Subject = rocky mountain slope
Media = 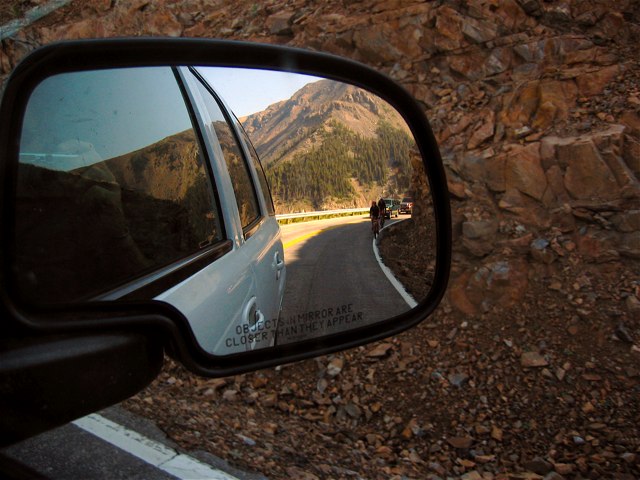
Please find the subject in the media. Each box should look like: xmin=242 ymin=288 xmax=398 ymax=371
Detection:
xmin=243 ymin=78 xmax=409 ymax=165
xmin=1 ymin=1 xmax=638 ymax=479
xmin=244 ymin=78 xmax=414 ymax=211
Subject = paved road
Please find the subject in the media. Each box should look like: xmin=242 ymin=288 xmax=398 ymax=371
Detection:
xmin=278 ymin=215 xmax=411 ymax=343
xmin=1 ymin=406 xmax=266 ymax=480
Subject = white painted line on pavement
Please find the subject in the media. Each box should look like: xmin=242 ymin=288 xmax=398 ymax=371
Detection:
xmin=73 ymin=414 xmax=240 ymax=480
xmin=372 ymin=220 xmax=417 ymax=309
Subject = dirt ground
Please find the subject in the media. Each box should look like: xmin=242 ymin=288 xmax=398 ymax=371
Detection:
xmin=125 ymin=217 xmax=640 ymax=479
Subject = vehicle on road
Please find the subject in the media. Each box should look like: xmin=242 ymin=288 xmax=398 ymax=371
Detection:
xmin=400 ymin=196 xmax=414 ymax=214
xmin=0 ymin=39 xmax=451 ymax=453
xmin=14 ymin=63 xmax=286 ymax=358
xmin=384 ymin=198 xmax=401 ymax=218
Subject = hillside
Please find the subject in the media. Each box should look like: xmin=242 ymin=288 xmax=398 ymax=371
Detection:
xmin=243 ymin=79 xmax=409 ymax=164
xmin=243 ymin=79 xmax=415 ymax=211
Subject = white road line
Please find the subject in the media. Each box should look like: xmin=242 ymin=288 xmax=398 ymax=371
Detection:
xmin=372 ymin=220 xmax=417 ymax=309
xmin=73 ymin=414 xmax=240 ymax=480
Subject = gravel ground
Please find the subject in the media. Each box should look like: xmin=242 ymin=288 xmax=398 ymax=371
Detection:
xmin=125 ymin=219 xmax=640 ymax=479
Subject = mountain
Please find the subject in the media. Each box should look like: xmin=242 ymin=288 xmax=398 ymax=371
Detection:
xmin=242 ymin=79 xmax=416 ymax=211
xmin=243 ymin=79 xmax=409 ymax=165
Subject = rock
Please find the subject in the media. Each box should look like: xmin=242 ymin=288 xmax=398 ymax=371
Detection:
xmin=618 ymin=232 xmax=640 ymax=259
xmin=462 ymin=237 xmax=495 ymax=257
xmin=611 ymin=210 xmax=640 ymax=233
xmin=366 ymin=343 xmax=394 ymax=358
xmin=554 ymin=463 xmax=574 ymax=475
xmin=524 ymin=456 xmax=553 ymax=475
xmin=401 ymin=418 xmax=421 ymax=439
xmin=434 ymin=6 xmax=465 ymax=52
xmin=530 ymin=238 xmax=556 ymax=264
xmin=447 ymin=436 xmax=474 ymax=449
xmin=501 ymin=80 xmax=576 ymax=134
xmin=500 ymin=81 xmax=539 ymax=129
xmin=353 ymin=25 xmax=403 ymax=64
xmin=559 ymin=139 xmax=620 ymax=201
xmin=614 ymin=324 xmax=634 ymax=343
xmin=533 ymin=80 xmax=578 ymax=130
xmin=461 ymin=471 xmax=483 ymax=480
xmin=145 ymin=11 xmax=183 ymax=37
xmin=327 ymin=358 xmax=344 ymax=377
xmin=317 ymin=378 xmax=328 ymax=394
xmin=515 ymin=125 xmax=534 ymax=139
xmin=474 ymin=454 xmax=496 ymax=464
xmin=505 ymin=142 xmax=548 ymax=201
xmin=429 ymin=461 xmax=446 ymax=475
xmin=448 ymin=179 xmax=469 ymax=199
xmin=344 ymin=403 xmax=362 ymax=419
xmin=626 ymin=295 xmax=640 ymax=315
xmin=263 ymin=422 xmax=278 ymax=435
xmin=467 ymin=111 xmax=496 ymax=149
xmin=575 ymin=65 xmax=620 ymax=97
xmin=222 ymin=389 xmax=239 ymax=402
xmin=462 ymin=220 xmax=498 ymax=239
xmin=448 ymin=372 xmax=470 ymax=388
xmin=521 ymin=352 xmax=549 ymax=367
xmin=485 ymin=47 xmax=514 ymax=76
xmin=237 ymin=434 xmax=256 ymax=446
xmin=462 ymin=259 xmax=529 ymax=313
xmin=265 ymin=11 xmax=294 ymax=35
xmin=260 ymin=393 xmax=278 ymax=408
xmin=518 ymin=0 xmax=543 ymax=16
xmin=285 ymin=467 xmax=319 ymax=480
xmin=543 ymin=473 xmax=566 ymax=480
xmin=621 ymin=452 xmax=636 ymax=464
xmin=462 ymin=17 xmax=497 ymax=43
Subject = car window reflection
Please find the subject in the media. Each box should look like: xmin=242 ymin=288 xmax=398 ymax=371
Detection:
xmin=15 ymin=68 xmax=221 ymax=304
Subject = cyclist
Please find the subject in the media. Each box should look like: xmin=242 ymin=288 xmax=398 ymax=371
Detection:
xmin=369 ymin=200 xmax=380 ymax=238
xmin=378 ymin=197 xmax=386 ymax=228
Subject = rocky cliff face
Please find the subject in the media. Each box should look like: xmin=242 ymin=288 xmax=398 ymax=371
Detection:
xmin=1 ymin=1 xmax=639 ymax=478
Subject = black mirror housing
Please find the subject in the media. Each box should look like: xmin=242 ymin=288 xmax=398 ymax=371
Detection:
xmin=0 ymin=38 xmax=451 ymax=378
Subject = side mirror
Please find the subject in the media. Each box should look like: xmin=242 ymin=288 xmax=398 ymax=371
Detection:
xmin=0 ymin=39 xmax=451 ymax=377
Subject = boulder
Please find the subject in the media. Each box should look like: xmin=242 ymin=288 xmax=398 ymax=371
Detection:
xmin=353 ymin=25 xmax=404 ymax=64
xmin=532 ymin=80 xmax=577 ymax=130
xmin=505 ymin=143 xmax=548 ymax=201
xmin=560 ymin=139 xmax=620 ymax=200
xmin=467 ymin=110 xmax=496 ymax=150
xmin=462 ymin=220 xmax=498 ymax=239
xmin=450 ymin=259 xmax=529 ymax=314
xmin=266 ymin=11 xmax=295 ymax=36
xmin=576 ymin=65 xmax=620 ymax=97
xmin=433 ymin=6 xmax=465 ymax=52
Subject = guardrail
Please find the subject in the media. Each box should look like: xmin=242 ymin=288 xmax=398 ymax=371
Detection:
xmin=276 ymin=208 xmax=369 ymax=224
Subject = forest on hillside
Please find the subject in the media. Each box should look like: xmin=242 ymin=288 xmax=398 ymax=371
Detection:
xmin=265 ymin=120 xmax=414 ymax=210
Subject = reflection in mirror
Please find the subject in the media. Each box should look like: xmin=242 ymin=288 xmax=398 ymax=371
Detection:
xmin=15 ymin=68 xmax=221 ymax=304
xmin=11 ymin=65 xmax=436 ymax=355
xmin=201 ymin=68 xmax=437 ymax=347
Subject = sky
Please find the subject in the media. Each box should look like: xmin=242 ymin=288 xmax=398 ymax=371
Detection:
xmin=198 ymin=67 xmax=321 ymax=118
xmin=19 ymin=67 xmax=322 ymax=172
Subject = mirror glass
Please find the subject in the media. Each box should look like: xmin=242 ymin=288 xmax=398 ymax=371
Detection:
xmin=11 ymin=65 xmax=436 ymax=355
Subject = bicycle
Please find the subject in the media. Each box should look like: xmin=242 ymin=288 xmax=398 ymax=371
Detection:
xmin=371 ymin=216 xmax=380 ymax=238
